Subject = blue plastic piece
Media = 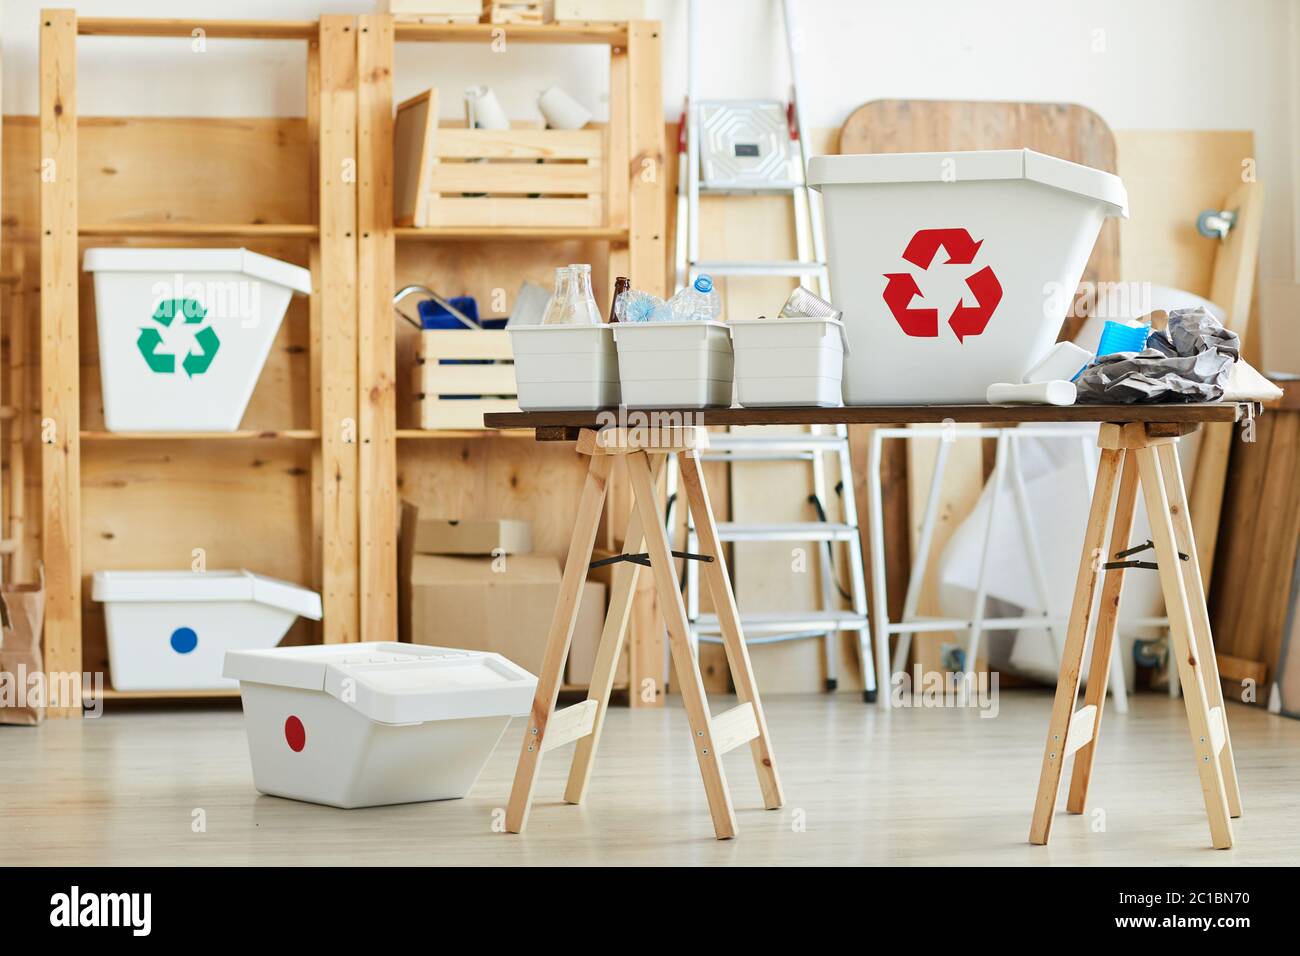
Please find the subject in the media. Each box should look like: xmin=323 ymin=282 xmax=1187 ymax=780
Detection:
xmin=693 ymin=275 xmax=713 ymax=294
xmin=417 ymin=296 xmax=481 ymax=329
xmin=1096 ymin=321 xmax=1150 ymax=357
xmin=169 ymin=627 xmax=198 ymax=655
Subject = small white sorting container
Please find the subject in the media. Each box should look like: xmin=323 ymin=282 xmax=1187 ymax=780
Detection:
xmin=509 ymin=324 xmax=620 ymax=410
xmin=730 ymin=317 xmax=847 ymax=407
xmin=223 ymin=642 xmax=537 ymax=809
xmin=92 ymin=570 xmax=322 ymax=692
xmin=84 ymin=247 xmax=312 ymax=431
xmin=612 ymin=320 xmax=733 ymax=408
xmin=808 ymin=149 xmax=1128 ymax=404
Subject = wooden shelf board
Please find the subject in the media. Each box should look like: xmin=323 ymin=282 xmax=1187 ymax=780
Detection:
xmin=80 ymin=430 xmax=321 ymax=441
xmin=394 ymin=21 xmax=628 ymax=45
xmin=80 ymin=223 xmax=319 ymax=239
xmin=396 ymin=428 xmax=533 ymax=439
xmin=396 ymin=225 xmax=629 ymax=241
xmin=96 ymin=687 xmax=243 ymax=700
xmin=76 ymin=18 xmax=317 ymax=41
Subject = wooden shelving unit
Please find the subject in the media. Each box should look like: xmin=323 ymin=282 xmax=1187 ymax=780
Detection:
xmin=38 ymin=11 xmax=360 ymax=715
xmin=356 ymin=14 xmax=666 ymax=699
xmin=26 ymin=10 xmax=665 ymax=712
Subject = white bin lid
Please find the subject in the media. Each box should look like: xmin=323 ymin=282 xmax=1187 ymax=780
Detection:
xmin=807 ymin=148 xmax=1128 ymax=218
xmin=92 ymin=570 xmax=323 ymax=620
xmin=222 ymin=642 xmax=537 ymax=725
xmin=82 ymin=247 xmax=312 ymax=295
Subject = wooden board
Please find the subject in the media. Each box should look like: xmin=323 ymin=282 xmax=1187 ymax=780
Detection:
xmin=486 ymin=405 xmax=1243 ymax=429
xmin=1114 ymin=130 xmax=1255 ymax=301
xmin=40 ymin=11 xmax=82 ymax=717
xmin=1209 ymin=398 xmax=1300 ymax=690
xmin=358 ymin=15 xmax=400 ymax=644
xmin=317 ymin=15 xmax=361 ymax=644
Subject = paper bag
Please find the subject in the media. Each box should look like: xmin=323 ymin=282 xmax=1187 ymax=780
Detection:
xmin=0 ymin=577 xmax=46 ymax=726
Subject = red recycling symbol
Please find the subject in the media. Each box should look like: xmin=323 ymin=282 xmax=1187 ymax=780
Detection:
xmin=882 ymin=228 xmax=1003 ymax=342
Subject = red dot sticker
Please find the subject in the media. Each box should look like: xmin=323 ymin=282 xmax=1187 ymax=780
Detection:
xmin=284 ymin=715 xmax=306 ymax=753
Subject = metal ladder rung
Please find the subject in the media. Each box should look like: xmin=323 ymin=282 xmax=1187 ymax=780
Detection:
xmin=698 ymin=182 xmax=807 ymax=194
xmin=690 ymin=260 xmax=828 ymax=277
xmin=704 ymin=434 xmax=847 ymax=450
xmin=694 ymin=610 xmax=868 ymax=633
xmin=715 ymin=521 xmax=859 ymax=542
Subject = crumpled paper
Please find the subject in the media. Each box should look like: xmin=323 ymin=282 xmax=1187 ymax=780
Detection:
xmin=1076 ymin=307 xmax=1239 ymax=403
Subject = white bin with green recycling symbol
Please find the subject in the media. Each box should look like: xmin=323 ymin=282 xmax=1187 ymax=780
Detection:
xmin=84 ymin=248 xmax=312 ymax=431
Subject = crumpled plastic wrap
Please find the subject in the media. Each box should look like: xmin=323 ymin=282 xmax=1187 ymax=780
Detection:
xmin=1075 ymin=307 xmax=1239 ymax=403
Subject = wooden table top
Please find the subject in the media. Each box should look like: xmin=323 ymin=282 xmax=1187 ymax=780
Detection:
xmin=484 ymin=402 xmax=1251 ymax=436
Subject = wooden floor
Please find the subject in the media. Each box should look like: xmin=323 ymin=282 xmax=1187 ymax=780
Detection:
xmin=2 ymin=691 xmax=1297 ymax=865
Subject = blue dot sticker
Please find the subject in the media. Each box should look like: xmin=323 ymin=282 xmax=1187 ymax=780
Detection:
xmin=169 ymin=627 xmax=198 ymax=654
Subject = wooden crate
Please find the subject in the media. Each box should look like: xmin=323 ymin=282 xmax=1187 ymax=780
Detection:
xmin=397 ymin=116 xmax=606 ymax=229
xmin=555 ymin=0 xmax=646 ymax=20
xmin=489 ymin=2 xmax=545 ymax=24
xmin=384 ymin=0 xmax=485 ymax=23
xmin=415 ymin=330 xmax=519 ymax=429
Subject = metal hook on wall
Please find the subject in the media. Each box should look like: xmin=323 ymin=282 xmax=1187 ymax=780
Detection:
xmin=1196 ymin=208 xmax=1238 ymax=240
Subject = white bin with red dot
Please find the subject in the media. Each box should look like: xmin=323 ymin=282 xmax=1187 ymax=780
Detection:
xmin=223 ymin=642 xmax=537 ymax=809
xmin=92 ymin=570 xmax=322 ymax=692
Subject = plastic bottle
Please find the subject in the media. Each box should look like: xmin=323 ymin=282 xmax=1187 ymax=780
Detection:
xmin=667 ymin=274 xmax=722 ymax=321
xmin=615 ymin=289 xmax=672 ymax=323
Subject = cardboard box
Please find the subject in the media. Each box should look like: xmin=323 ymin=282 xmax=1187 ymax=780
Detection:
xmin=410 ymin=514 xmax=533 ymax=556
xmin=407 ymin=553 xmax=605 ymax=677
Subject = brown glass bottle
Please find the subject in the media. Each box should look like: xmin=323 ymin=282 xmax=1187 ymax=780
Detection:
xmin=608 ymin=276 xmax=630 ymax=323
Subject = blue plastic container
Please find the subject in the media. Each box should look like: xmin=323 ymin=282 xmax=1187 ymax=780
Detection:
xmin=1095 ymin=321 xmax=1150 ymax=357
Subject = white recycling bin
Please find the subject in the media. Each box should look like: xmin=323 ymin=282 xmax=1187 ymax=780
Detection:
xmin=612 ymin=321 xmax=733 ymax=408
xmin=509 ymin=324 xmax=621 ymax=410
xmin=808 ymin=149 xmax=1128 ymax=404
xmin=83 ymin=247 xmax=312 ymax=431
xmin=223 ymin=642 xmax=537 ymax=808
xmin=92 ymin=570 xmax=322 ymax=692
xmin=730 ymin=317 xmax=847 ymax=407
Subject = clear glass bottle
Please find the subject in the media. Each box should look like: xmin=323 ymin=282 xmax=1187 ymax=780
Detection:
xmin=566 ymin=263 xmax=602 ymax=325
xmin=541 ymin=266 xmax=574 ymax=325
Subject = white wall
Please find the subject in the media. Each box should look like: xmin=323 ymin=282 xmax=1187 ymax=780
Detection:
xmin=4 ymin=0 xmax=1298 ymax=285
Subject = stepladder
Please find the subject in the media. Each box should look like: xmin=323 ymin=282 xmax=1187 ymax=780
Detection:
xmin=504 ymin=425 xmax=785 ymax=840
xmin=1030 ymin=421 xmax=1242 ymax=849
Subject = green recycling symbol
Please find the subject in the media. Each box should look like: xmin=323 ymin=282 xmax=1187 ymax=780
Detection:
xmin=137 ymin=298 xmax=220 ymax=377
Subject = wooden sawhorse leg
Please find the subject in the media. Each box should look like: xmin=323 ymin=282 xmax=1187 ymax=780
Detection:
xmin=1030 ymin=422 xmax=1240 ymax=849
xmin=506 ymin=427 xmax=784 ymax=840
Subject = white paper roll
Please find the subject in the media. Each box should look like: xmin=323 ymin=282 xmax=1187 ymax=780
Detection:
xmin=538 ymin=85 xmax=592 ymax=130
xmin=464 ymin=85 xmax=510 ymax=130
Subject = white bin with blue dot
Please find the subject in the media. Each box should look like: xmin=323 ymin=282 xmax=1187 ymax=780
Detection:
xmin=92 ymin=570 xmax=323 ymax=692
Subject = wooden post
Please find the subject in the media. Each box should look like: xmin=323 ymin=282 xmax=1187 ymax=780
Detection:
xmin=356 ymin=14 xmax=398 ymax=643
xmin=40 ymin=8 xmax=81 ymax=718
xmin=677 ymin=449 xmax=784 ymax=810
xmin=1066 ymin=450 xmax=1139 ymax=813
xmin=1135 ymin=442 xmax=1234 ymax=849
xmin=1028 ymin=445 xmax=1121 ymax=843
xmin=564 ymin=456 xmax=662 ymax=804
xmin=626 ymin=20 xmax=665 ymax=297
xmin=7 ymin=248 xmax=28 ymax=581
xmin=505 ymin=451 xmax=614 ymax=833
xmin=626 ymin=449 xmax=737 ymax=839
xmin=318 ymin=15 xmax=361 ymax=643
